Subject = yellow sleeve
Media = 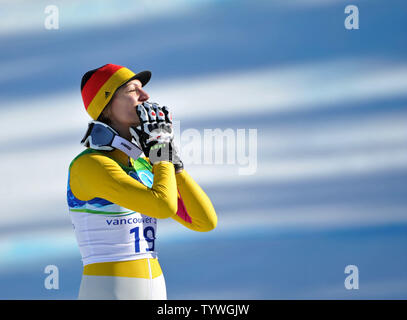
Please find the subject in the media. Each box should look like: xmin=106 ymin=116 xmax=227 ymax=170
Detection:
xmin=69 ymin=153 xmax=178 ymax=219
xmin=171 ymin=169 xmax=218 ymax=232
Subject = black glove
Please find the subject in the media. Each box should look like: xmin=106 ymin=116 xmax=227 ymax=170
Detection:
xmin=130 ymin=102 xmax=183 ymax=172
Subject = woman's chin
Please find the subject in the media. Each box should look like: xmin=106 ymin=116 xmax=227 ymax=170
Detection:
xmin=128 ymin=121 xmax=140 ymax=128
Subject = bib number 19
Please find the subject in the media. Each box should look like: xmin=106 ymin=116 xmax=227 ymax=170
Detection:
xmin=130 ymin=226 xmax=155 ymax=253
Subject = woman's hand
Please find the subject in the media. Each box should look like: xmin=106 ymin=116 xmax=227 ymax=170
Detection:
xmin=130 ymin=102 xmax=183 ymax=172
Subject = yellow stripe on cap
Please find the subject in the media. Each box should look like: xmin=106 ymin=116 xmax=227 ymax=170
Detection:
xmin=86 ymin=67 xmax=136 ymax=120
xmin=83 ymin=258 xmax=163 ymax=279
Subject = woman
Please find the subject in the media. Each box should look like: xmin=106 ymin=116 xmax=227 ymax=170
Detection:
xmin=67 ymin=63 xmax=218 ymax=299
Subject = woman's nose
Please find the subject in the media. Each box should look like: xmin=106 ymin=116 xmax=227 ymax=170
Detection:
xmin=139 ymin=89 xmax=149 ymax=102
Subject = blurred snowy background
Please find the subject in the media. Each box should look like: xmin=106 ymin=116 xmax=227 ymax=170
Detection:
xmin=0 ymin=0 xmax=406 ymax=299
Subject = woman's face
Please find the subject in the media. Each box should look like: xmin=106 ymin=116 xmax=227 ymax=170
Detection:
xmin=109 ymin=79 xmax=149 ymax=127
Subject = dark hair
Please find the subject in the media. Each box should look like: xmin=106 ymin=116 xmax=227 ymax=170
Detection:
xmin=97 ymin=101 xmax=112 ymax=125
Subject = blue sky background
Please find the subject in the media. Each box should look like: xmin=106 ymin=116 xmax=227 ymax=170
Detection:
xmin=0 ymin=0 xmax=406 ymax=299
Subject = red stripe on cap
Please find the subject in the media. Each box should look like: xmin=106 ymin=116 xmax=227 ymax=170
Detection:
xmin=81 ymin=64 xmax=123 ymax=110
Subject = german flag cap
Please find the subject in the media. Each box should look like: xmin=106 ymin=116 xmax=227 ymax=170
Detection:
xmin=81 ymin=63 xmax=151 ymax=119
